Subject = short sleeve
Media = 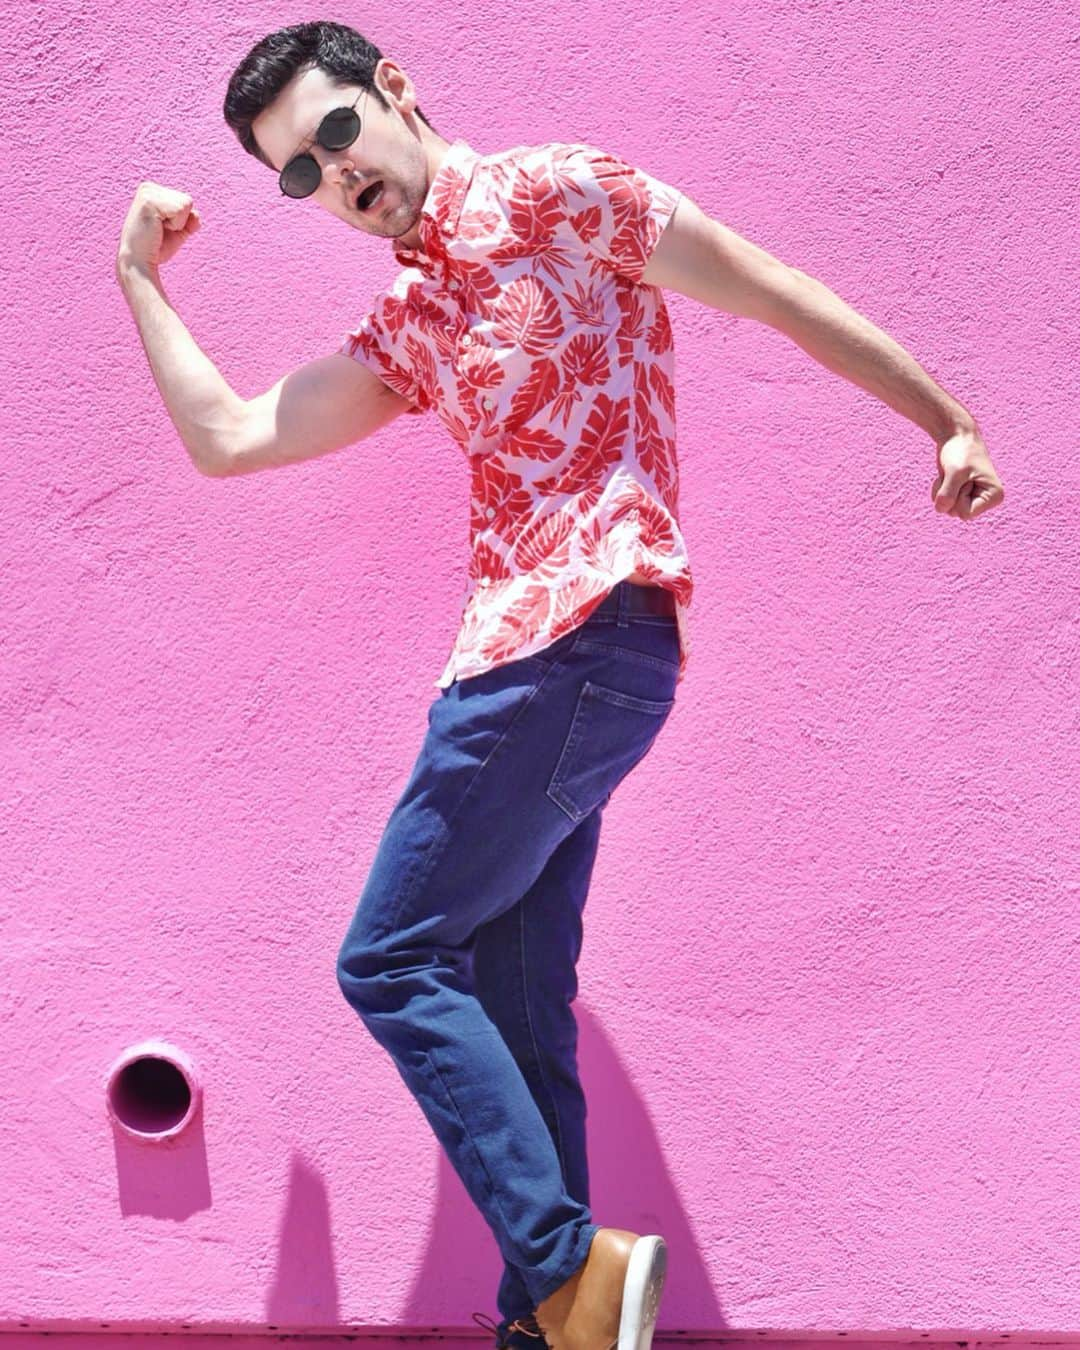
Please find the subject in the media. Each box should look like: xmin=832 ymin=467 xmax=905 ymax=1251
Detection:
xmin=338 ymin=281 xmax=433 ymax=417
xmin=550 ymin=142 xmax=682 ymax=284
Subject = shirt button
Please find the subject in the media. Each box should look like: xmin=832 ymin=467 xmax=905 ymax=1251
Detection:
xmin=460 ymin=333 xmax=473 ymax=346
xmin=448 ymin=279 xmax=461 ymax=292
xmin=481 ymin=396 xmax=494 ymax=410
xmin=479 ymin=576 xmax=491 ymax=587
xmin=485 ymin=506 xmax=496 ymax=520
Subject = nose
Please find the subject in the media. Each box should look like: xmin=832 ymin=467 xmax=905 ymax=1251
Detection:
xmin=309 ymin=146 xmax=359 ymax=193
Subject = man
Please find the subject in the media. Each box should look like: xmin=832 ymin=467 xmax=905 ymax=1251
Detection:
xmin=116 ymin=21 xmax=1003 ymax=1350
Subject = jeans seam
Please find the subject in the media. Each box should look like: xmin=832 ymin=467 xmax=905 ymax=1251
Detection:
xmin=570 ymin=636 xmax=680 ymax=674
xmin=545 ymin=684 xmax=591 ymax=823
xmin=422 ymin=1045 xmax=522 ymax=1268
xmin=517 ymin=899 xmax=569 ymax=1183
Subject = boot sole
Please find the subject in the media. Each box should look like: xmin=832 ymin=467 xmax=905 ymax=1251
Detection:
xmin=616 ymin=1234 xmax=667 ymax=1350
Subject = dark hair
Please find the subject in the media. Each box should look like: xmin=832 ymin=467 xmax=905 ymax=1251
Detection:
xmin=223 ymin=20 xmax=438 ymax=170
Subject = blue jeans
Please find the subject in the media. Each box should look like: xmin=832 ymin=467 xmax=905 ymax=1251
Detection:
xmin=335 ymin=580 xmax=680 ymax=1327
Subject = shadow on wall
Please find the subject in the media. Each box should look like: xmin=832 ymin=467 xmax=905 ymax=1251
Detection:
xmin=105 ymin=1009 xmax=713 ymax=1334
xmin=397 ymin=1000 xmax=721 ymax=1336
xmin=258 ymin=1002 xmax=714 ymax=1333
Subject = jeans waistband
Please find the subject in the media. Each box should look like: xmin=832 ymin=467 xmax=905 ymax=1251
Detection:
xmin=589 ymin=579 xmax=677 ymax=623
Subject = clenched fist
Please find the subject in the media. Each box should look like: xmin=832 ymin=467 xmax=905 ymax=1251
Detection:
xmin=116 ymin=181 xmax=202 ymax=277
xmin=931 ymin=427 xmax=1005 ymax=521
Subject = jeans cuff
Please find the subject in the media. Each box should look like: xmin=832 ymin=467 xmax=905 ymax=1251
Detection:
xmin=527 ymin=1220 xmax=600 ymax=1307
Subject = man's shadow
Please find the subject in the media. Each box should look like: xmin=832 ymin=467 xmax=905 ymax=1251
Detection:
xmin=396 ymin=1000 xmax=725 ymax=1337
xmin=261 ymin=1003 xmax=723 ymax=1336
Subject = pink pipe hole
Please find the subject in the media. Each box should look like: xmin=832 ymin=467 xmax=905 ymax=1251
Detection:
xmin=105 ymin=1040 xmax=200 ymax=1141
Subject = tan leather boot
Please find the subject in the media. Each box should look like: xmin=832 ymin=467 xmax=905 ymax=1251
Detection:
xmin=534 ymin=1227 xmax=668 ymax=1350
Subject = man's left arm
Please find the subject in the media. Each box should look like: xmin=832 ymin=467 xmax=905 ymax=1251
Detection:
xmin=641 ymin=195 xmax=1004 ymax=521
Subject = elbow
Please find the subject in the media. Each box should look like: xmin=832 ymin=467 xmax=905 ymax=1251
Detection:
xmin=191 ymin=442 xmax=234 ymax=477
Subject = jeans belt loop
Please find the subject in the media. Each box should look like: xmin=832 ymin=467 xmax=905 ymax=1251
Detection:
xmin=616 ymin=580 xmax=630 ymax=628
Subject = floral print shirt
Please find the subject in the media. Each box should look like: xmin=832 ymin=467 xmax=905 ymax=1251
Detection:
xmin=338 ymin=137 xmax=694 ymax=689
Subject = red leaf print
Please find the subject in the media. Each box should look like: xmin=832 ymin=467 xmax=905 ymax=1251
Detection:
xmin=579 ymin=391 xmax=629 ymax=461
xmin=505 ymin=358 xmax=560 ymax=432
xmin=574 ymin=478 xmax=607 ymax=518
xmin=468 ymin=537 xmax=511 ymax=583
xmin=569 ymin=204 xmax=602 ymax=247
xmin=429 ymin=163 xmax=469 ymax=227
xmin=608 ymin=222 xmax=649 ymax=280
xmin=503 ymin=425 xmax=565 ymax=463
xmin=429 ymin=319 xmax=461 ymax=362
xmin=478 ymin=585 xmax=556 ymax=665
xmin=459 ymin=208 xmax=505 ymax=242
xmin=457 ymin=261 xmax=502 ymax=304
xmin=647 ymin=360 xmax=676 ymax=418
xmin=505 ymin=160 xmax=565 ymax=246
xmin=551 ymin=152 xmax=591 ymax=207
xmin=470 ymin=458 xmax=532 ymax=537
xmin=454 ymin=373 xmax=484 ymax=433
xmin=371 ymin=356 xmax=422 ymax=406
xmin=550 ymin=386 xmax=582 ymax=430
xmin=646 ymin=305 xmax=673 ymax=355
xmin=560 ymin=332 xmax=610 ymax=388
xmin=563 ymin=277 xmax=607 ymax=328
xmin=638 ymin=496 xmax=677 ymax=555
xmin=458 ymin=344 xmax=504 ymax=392
xmin=487 ymin=235 xmax=551 ymax=266
xmin=489 ymin=274 xmax=564 ymax=354
xmin=602 ymin=173 xmax=652 ymax=254
xmin=441 ymin=405 xmax=474 ymax=451
xmin=381 ymin=293 xmax=411 ymax=342
xmin=486 ymin=157 xmax=517 ymax=197
xmin=410 ymin=289 xmax=449 ymax=332
xmin=575 ymin=511 xmax=620 ymax=572
xmin=533 ymin=240 xmax=579 ymax=287
xmin=532 ymin=393 xmax=628 ymax=495
xmin=614 ymin=288 xmax=646 ymax=366
xmin=633 ymin=362 xmax=665 ymax=473
xmin=404 ymin=334 xmax=436 ymax=400
xmin=512 ymin=509 xmax=575 ymax=573
xmin=549 ymin=572 xmax=611 ymax=629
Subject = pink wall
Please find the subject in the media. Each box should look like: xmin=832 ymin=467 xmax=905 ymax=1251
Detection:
xmin=3 ymin=0 xmax=1078 ymax=1339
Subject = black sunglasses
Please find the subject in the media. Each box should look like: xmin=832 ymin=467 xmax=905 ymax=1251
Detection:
xmin=278 ymin=90 xmax=365 ymax=198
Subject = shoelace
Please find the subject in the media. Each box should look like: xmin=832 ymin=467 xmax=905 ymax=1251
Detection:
xmin=471 ymin=1309 xmax=546 ymax=1345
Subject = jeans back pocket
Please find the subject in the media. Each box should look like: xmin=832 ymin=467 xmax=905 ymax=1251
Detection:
xmin=545 ymin=679 xmax=675 ymax=824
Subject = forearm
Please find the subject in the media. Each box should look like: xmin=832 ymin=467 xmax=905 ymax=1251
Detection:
xmin=772 ymin=270 xmax=978 ymax=444
xmin=116 ymin=259 xmax=243 ymax=475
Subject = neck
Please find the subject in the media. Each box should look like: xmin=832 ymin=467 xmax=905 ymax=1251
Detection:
xmin=393 ymin=125 xmax=455 ymax=252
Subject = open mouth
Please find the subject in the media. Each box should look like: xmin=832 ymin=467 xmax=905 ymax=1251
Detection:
xmin=355 ymin=180 xmax=384 ymax=213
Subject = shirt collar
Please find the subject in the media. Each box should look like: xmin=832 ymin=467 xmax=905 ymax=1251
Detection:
xmin=391 ymin=138 xmax=480 ymax=270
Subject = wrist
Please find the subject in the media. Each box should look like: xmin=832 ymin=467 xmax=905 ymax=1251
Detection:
xmin=934 ymin=411 xmax=980 ymax=444
xmin=115 ymin=253 xmax=160 ymax=289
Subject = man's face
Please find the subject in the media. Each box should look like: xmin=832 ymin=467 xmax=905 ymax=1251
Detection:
xmin=251 ymin=61 xmax=432 ymax=245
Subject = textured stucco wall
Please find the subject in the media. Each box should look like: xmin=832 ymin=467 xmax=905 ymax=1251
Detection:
xmin=3 ymin=0 xmax=1078 ymax=1338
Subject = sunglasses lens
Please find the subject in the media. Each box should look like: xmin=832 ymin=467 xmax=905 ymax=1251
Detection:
xmin=319 ymin=106 xmax=360 ymax=151
xmin=280 ymin=155 xmax=321 ymax=198
xmin=279 ymin=100 xmax=361 ymax=198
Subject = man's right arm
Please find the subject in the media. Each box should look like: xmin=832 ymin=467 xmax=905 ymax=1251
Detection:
xmin=116 ymin=260 xmax=415 ymax=477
